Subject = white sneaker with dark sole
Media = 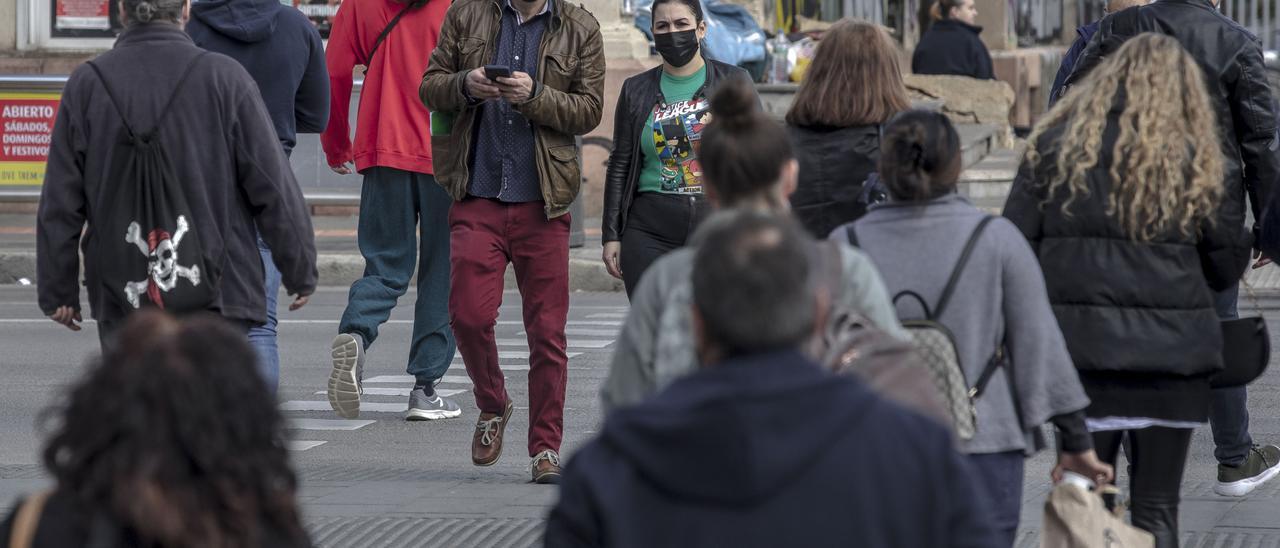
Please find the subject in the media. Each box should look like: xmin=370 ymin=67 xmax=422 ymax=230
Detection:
xmin=405 ymin=386 xmax=462 ymax=421
xmin=328 ymin=333 xmax=364 ymax=419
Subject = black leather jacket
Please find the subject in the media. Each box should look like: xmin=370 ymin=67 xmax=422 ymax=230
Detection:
xmin=602 ymin=58 xmax=754 ymax=242
xmin=1063 ymin=0 xmax=1279 ymax=244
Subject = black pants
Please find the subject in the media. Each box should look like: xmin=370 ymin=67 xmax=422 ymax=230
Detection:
xmin=620 ymin=192 xmax=710 ymax=296
xmin=1093 ymin=427 xmax=1193 ymax=548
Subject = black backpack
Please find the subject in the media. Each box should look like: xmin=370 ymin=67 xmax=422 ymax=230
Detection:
xmin=86 ymin=54 xmax=216 ymax=314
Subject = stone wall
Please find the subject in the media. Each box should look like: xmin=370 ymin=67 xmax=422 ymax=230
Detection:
xmin=903 ymin=74 xmax=1015 ymax=146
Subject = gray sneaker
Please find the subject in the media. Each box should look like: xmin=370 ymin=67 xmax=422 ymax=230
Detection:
xmin=406 ymin=386 xmax=462 ymax=421
xmin=328 ymin=333 xmax=365 ymax=419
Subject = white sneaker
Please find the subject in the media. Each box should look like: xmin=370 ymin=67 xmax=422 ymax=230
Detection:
xmin=328 ymin=333 xmax=364 ymax=419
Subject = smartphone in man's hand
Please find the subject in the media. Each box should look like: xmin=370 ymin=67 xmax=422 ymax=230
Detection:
xmin=484 ymin=65 xmax=513 ymax=81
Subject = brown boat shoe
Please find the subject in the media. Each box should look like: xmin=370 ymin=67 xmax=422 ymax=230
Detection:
xmin=472 ymin=400 xmax=515 ymax=466
xmin=531 ymin=450 xmax=562 ymax=484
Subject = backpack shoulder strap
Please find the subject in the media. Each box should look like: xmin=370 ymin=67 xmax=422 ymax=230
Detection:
xmin=8 ymin=491 xmax=51 ymax=548
xmin=845 ymin=225 xmax=858 ymax=247
xmin=365 ymin=0 xmax=427 ymax=68
xmin=149 ymin=52 xmax=209 ymax=139
xmin=932 ymin=215 xmax=996 ymax=319
xmin=85 ymin=61 xmax=134 ymax=138
xmin=969 ymin=346 xmax=1005 ymax=400
xmin=87 ymin=52 xmax=209 ymax=140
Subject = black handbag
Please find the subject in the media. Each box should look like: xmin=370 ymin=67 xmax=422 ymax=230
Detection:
xmin=1215 ymin=316 xmax=1270 ymax=388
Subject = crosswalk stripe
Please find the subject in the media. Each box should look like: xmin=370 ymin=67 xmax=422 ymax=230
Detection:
xmin=495 ymin=338 xmax=614 ymax=349
xmin=497 ymin=320 xmax=623 ymax=327
xmin=314 ymin=387 xmax=410 ymax=397
xmin=364 ymin=375 xmax=472 ymax=384
xmin=586 ymin=312 xmax=627 ymax=319
xmin=287 ymin=441 xmax=326 ymax=451
xmin=282 ymin=401 xmax=407 ymax=413
xmin=527 ymin=328 xmax=619 ymax=337
xmin=288 ymin=418 xmax=375 ymax=431
xmin=451 ymin=350 xmax=582 ymax=360
xmin=280 ymin=390 xmax=468 ymax=413
xmin=310 ymin=387 xmax=469 ymax=397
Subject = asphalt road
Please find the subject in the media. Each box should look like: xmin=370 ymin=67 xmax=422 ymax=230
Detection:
xmin=0 ymin=285 xmax=1278 ymax=547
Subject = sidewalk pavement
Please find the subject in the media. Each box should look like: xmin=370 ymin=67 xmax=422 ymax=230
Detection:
xmin=0 ymin=212 xmax=624 ymax=292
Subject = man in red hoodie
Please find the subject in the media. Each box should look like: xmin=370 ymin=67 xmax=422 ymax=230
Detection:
xmin=322 ymin=0 xmax=460 ymax=422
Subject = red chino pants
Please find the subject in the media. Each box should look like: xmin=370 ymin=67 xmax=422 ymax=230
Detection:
xmin=449 ymin=197 xmax=570 ymax=456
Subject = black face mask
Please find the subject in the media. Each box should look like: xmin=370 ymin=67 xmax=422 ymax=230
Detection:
xmin=654 ymin=29 xmax=700 ymax=68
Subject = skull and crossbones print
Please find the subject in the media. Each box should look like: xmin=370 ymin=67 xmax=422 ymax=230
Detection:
xmin=123 ymin=215 xmax=202 ymax=309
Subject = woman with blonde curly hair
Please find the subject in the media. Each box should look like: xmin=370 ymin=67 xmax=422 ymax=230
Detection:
xmin=1004 ymin=33 xmax=1251 ymax=547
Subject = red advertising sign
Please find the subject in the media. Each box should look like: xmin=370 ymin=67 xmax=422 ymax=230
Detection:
xmin=55 ymin=0 xmax=111 ymax=30
xmin=0 ymin=94 xmax=60 ymax=185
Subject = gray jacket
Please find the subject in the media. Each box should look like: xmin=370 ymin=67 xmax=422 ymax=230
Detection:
xmin=601 ymin=210 xmax=907 ymax=411
xmin=850 ymin=194 xmax=1089 ymax=454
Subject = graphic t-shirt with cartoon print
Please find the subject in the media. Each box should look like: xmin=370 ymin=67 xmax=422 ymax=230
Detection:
xmin=638 ymin=65 xmax=709 ymax=194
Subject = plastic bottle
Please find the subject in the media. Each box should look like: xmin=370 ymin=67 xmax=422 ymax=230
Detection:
xmin=768 ymin=33 xmax=791 ymax=84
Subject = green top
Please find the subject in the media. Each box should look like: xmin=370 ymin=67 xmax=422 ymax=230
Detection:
xmin=638 ymin=64 xmax=710 ymax=194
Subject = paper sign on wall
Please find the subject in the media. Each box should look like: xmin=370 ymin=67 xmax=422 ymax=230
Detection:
xmin=0 ymin=93 xmax=60 ymax=186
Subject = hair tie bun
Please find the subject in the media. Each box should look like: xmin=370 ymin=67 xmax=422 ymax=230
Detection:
xmin=709 ymin=81 xmax=759 ymax=130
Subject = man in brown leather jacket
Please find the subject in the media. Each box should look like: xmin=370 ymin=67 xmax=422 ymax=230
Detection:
xmin=420 ymin=0 xmax=604 ymax=484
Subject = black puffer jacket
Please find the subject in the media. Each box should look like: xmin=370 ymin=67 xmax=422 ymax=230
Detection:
xmin=1003 ymin=110 xmax=1251 ymax=422
xmin=788 ymin=124 xmax=880 ymax=238
xmin=602 ymin=57 xmax=754 ymax=243
xmin=911 ymin=20 xmax=994 ymax=80
xmin=1064 ymin=0 xmax=1279 ymax=243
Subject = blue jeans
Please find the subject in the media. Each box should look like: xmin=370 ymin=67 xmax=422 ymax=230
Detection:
xmin=1211 ymin=284 xmax=1254 ymax=466
xmin=966 ymin=451 xmax=1024 ymax=548
xmin=248 ymin=235 xmax=282 ymax=394
xmin=338 ymin=167 xmax=455 ymax=385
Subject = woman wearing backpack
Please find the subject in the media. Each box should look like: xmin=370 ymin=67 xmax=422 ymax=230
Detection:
xmin=838 ymin=110 xmax=1111 ymax=547
xmin=1004 ymin=34 xmax=1250 ymax=547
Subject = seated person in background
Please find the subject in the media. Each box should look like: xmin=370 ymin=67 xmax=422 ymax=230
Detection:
xmin=544 ymin=212 xmax=1000 ymax=548
xmin=0 ymin=311 xmax=310 ymax=548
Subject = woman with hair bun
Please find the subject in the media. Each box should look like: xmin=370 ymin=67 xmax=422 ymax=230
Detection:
xmin=840 ymin=110 xmax=1110 ymax=546
xmin=911 ymin=0 xmax=995 ymax=80
xmin=601 ymin=79 xmax=905 ymax=410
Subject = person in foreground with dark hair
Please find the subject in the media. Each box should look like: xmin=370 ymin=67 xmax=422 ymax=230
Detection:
xmin=545 ymin=213 xmax=998 ymax=548
xmin=838 ymin=110 xmax=1110 ymax=546
xmin=600 ymin=78 xmax=904 ymax=410
xmin=0 ymin=311 xmax=310 ymax=547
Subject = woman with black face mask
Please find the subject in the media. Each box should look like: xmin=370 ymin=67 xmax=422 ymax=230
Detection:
xmin=601 ymin=0 xmax=758 ymax=297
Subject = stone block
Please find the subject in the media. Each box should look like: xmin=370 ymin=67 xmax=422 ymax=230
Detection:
xmin=904 ymin=73 xmax=1015 ymax=147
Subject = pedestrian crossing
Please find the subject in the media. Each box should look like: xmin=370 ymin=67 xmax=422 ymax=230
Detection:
xmin=282 ymin=307 xmax=626 ymax=451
